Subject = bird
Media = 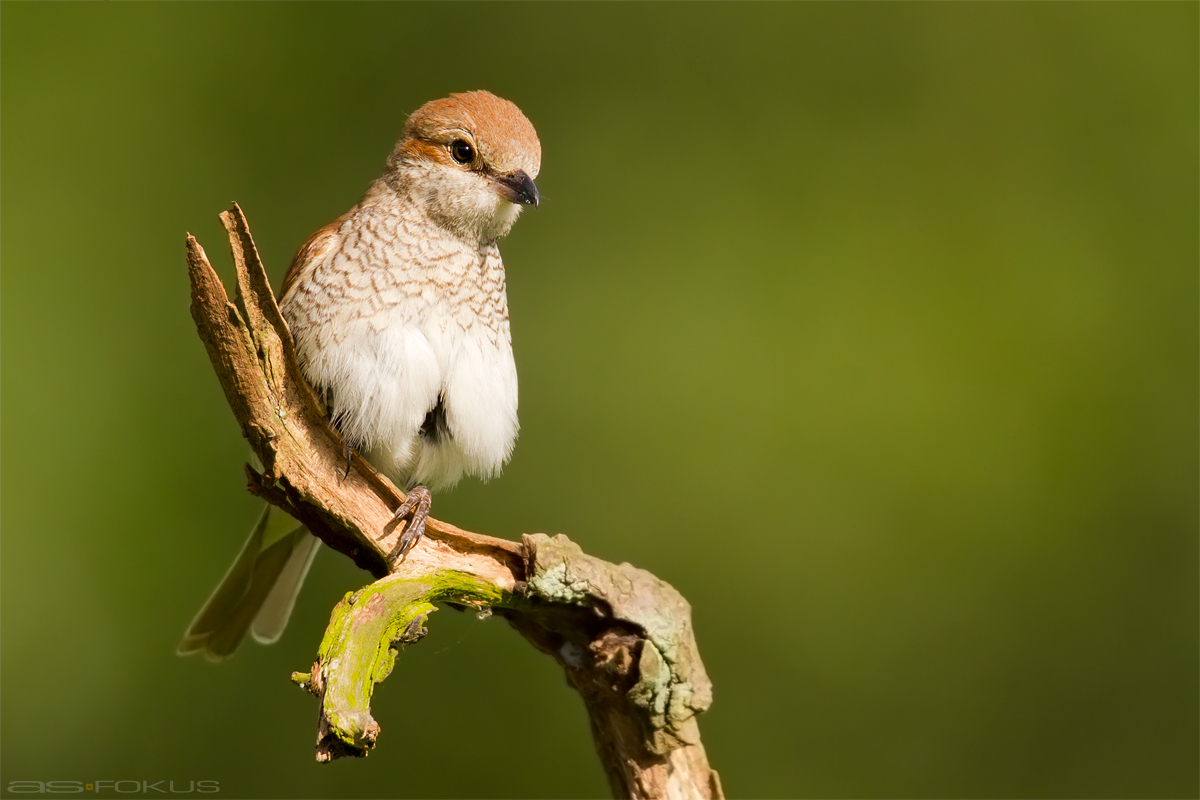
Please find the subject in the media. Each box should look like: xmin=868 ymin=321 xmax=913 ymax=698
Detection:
xmin=179 ymin=90 xmax=540 ymax=661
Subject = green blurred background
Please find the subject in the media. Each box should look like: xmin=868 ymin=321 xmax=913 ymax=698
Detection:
xmin=2 ymin=3 xmax=1196 ymax=798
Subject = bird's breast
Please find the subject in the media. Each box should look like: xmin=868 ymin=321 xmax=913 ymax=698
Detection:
xmin=280 ymin=229 xmax=517 ymax=491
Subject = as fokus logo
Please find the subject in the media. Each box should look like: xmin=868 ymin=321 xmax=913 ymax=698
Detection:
xmin=4 ymin=781 xmax=219 ymax=794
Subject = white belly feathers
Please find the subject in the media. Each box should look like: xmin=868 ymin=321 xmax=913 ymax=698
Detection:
xmin=280 ymin=201 xmax=520 ymax=494
xmin=288 ymin=296 xmax=518 ymax=493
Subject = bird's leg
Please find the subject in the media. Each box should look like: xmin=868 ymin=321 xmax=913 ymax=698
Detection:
xmin=384 ymin=485 xmax=432 ymax=562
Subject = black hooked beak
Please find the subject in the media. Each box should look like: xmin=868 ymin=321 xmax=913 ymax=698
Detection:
xmin=492 ymin=170 xmax=539 ymax=207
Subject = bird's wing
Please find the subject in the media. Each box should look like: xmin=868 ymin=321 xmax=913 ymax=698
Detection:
xmin=280 ymin=214 xmax=347 ymax=301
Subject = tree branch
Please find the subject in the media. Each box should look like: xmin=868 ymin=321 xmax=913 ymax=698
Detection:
xmin=186 ymin=205 xmax=721 ymax=799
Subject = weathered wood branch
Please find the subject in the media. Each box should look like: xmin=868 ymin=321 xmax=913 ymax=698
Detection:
xmin=186 ymin=204 xmax=721 ymax=799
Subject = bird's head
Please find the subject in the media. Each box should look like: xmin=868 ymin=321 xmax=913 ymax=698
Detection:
xmin=387 ymin=90 xmax=541 ymax=243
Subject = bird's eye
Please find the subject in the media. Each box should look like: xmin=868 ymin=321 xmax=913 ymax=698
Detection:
xmin=450 ymin=139 xmax=475 ymax=165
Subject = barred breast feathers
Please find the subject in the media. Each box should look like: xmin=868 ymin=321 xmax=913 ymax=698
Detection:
xmin=281 ymin=216 xmax=345 ymax=302
xmin=278 ymin=195 xmax=519 ymax=492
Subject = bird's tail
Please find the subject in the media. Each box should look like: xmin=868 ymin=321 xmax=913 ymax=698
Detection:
xmin=178 ymin=504 xmax=320 ymax=661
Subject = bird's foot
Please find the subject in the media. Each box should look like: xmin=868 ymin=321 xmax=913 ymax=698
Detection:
xmin=384 ymin=485 xmax=432 ymax=562
xmin=339 ymin=441 xmax=354 ymax=480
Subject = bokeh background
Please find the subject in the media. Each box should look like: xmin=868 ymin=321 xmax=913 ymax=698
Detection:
xmin=2 ymin=3 xmax=1196 ymax=798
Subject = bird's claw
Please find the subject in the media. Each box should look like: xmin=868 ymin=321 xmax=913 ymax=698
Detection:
xmin=339 ymin=441 xmax=354 ymax=481
xmin=384 ymin=485 xmax=432 ymax=562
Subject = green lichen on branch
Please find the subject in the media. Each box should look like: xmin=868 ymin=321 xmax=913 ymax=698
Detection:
xmin=299 ymin=569 xmax=516 ymax=760
xmin=522 ymin=534 xmax=713 ymax=755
